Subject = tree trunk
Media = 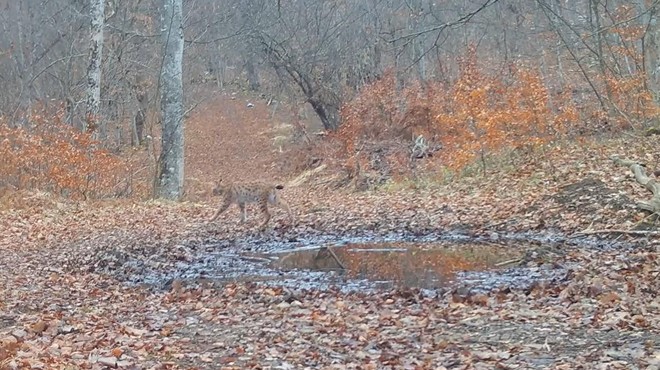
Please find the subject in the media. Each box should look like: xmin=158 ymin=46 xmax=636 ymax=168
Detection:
xmin=84 ymin=0 xmax=105 ymax=138
xmin=132 ymin=109 xmax=145 ymax=146
xmin=157 ymin=0 xmax=185 ymax=200
xmin=642 ymin=4 xmax=660 ymax=96
xmin=245 ymin=56 xmax=261 ymax=91
xmin=132 ymin=89 xmax=147 ymax=146
xmin=308 ymin=96 xmax=340 ymax=131
xmin=589 ymin=0 xmax=614 ymax=111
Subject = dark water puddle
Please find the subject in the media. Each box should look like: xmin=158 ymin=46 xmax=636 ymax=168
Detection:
xmin=119 ymin=232 xmax=585 ymax=295
xmin=109 ymin=228 xmax=642 ymax=294
xmin=260 ymin=242 xmax=517 ymax=290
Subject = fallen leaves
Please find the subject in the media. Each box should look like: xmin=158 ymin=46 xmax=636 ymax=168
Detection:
xmin=0 ymin=136 xmax=658 ymax=368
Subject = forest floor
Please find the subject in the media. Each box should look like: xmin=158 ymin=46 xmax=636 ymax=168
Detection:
xmin=0 ymin=94 xmax=659 ymax=369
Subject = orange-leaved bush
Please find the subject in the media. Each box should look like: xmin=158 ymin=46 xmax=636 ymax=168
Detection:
xmin=331 ymin=69 xmax=438 ymax=184
xmin=0 ymin=104 xmax=128 ymax=199
xmin=436 ymin=50 xmax=577 ymax=169
xmin=606 ymin=72 xmax=660 ymax=125
xmin=333 ymin=45 xmax=582 ymax=179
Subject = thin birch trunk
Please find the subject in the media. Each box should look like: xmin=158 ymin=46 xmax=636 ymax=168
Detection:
xmin=156 ymin=0 xmax=185 ymax=200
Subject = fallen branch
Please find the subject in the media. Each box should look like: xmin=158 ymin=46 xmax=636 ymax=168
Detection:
xmin=494 ymin=258 xmax=523 ymax=267
xmin=574 ymin=229 xmax=660 ymax=236
xmin=325 ymin=246 xmax=346 ymax=270
xmin=610 ymin=155 xmax=660 ymax=214
xmin=288 ymin=164 xmax=327 ymax=188
xmin=240 ymin=256 xmax=273 ymax=264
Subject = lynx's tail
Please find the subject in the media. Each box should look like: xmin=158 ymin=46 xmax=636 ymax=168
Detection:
xmin=275 ymin=184 xmax=284 ymax=190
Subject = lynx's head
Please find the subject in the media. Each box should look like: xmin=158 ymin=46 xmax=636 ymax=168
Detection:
xmin=211 ymin=180 xmax=225 ymax=196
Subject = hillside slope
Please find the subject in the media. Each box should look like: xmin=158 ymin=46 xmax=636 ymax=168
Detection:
xmin=184 ymin=93 xmax=298 ymax=194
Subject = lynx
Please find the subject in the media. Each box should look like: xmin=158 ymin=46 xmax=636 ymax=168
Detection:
xmin=208 ymin=181 xmax=294 ymax=229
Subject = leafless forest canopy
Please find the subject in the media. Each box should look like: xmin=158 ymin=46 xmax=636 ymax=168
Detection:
xmin=0 ymin=0 xmax=656 ymax=133
xmin=0 ymin=0 xmax=660 ymax=186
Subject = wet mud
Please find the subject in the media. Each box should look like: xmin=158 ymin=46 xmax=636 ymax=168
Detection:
xmin=112 ymin=229 xmax=637 ymax=295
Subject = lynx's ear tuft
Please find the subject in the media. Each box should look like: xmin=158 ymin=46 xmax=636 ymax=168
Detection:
xmin=275 ymin=184 xmax=284 ymax=190
xmin=211 ymin=180 xmax=223 ymax=196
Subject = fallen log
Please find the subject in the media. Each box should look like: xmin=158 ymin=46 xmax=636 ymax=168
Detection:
xmin=610 ymin=155 xmax=660 ymax=215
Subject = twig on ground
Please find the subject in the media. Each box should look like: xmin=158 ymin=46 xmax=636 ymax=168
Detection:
xmin=485 ymin=219 xmax=509 ymax=229
xmin=240 ymin=256 xmax=273 ymax=264
xmin=495 ymin=258 xmax=522 ymax=267
xmin=632 ymin=212 xmax=659 ymax=229
xmin=325 ymin=246 xmax=346 ymax=270
xmin=574 ymin=229 xmax=660 ymax=236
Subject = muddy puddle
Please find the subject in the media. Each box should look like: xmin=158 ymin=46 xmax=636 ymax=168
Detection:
xmin=123 ymin=233 xmax=579 ymax=295
xmin=258 ymin=242 xmax=517 ymax=289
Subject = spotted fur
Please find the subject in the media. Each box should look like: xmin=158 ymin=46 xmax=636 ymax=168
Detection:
xmin=209 ymin=181 xmax=293 ymax=229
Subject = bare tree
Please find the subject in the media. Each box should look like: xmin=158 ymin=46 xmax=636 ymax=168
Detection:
xmin=639 ymin=0 xmax=660 ymax=98
xmin=254 ymin=0 xmax=367 ymax=131
xmin=0 ymin=1 xmax=86 ymax=122
xmin=535 ymin=0 xmax=660 ymax=126
xmin=132 ymin=81 xmax=148 ymax=146
xmin=156 ymin=0 xmax=185 ymax=200
xmin=0 ymin=0 xmax=655 ymax=147
xmin=84 ymin=0 xmax=105 ymax=136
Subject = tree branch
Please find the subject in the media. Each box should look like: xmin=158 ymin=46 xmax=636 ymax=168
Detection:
xmin=387 ymin=0 xmax=501 ymax=42
xmin=610 ymin=155 xmax=660 ymax=214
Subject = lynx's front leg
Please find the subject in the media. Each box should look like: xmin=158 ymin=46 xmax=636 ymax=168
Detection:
xmin=278 ymin=200 xmax=294 ymax=224
xmin=268 ymin=193 xmax=294 ymax=225
xmin=209 ymin=196 xmax=232 ymax=222
xmin=238 ymin=202 xmax=247 ymax=223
